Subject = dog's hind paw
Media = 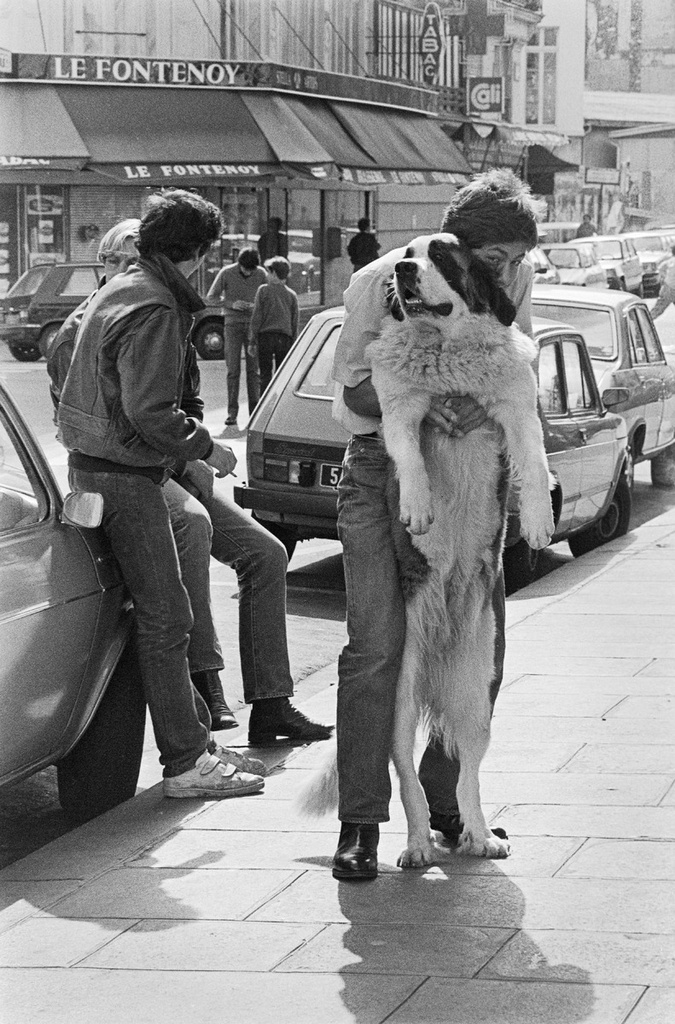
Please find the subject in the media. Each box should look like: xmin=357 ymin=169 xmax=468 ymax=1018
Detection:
xmin=397 ymin=838 xmax=436 ymax=869
xmin=456 ymin=829 xmax=511 ymax=859
xmin=519 ymin=503 xmax=554 ymax=550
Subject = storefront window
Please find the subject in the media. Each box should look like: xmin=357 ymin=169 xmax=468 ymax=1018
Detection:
xmin=0 ymin=186 xmax=18 ymax=298
xmin=287 ymin=189 xmax=321 ymax=307
xmin=197 ymin=186 xmax=265 ymax=297
xmin=23 ymin=186 xmax=66 ymax=269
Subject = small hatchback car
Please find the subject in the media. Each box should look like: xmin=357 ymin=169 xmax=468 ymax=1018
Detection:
xmin=591 ymin=235 xmax=643 ymax=295
xmin=542 ymin=242 xmax=609 ymax=289
xmin=531 ymin=285 xmax=675 ymax=486
xmin=234 ymin=307 xmax=632 ymax=590
xmin=0 ymin=379 xmax=145 ymax=821
xmin=0 ymin=263 xmax=102 ymax=362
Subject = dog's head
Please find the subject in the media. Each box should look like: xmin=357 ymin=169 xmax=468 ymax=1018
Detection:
xmin=388 ymin=233 xmax=516 ymax=327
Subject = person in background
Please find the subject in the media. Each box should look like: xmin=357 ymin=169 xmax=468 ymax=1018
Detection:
xmin=330 ymin=170 xmax=543 ymax=880
xmin=206 ymin=247 xmax=266 ymax=429
xmin=248 ymin=256 xmax=299 ymax=394
xmin=651 ymin=243 xmax=675 ymax=320
xmin=257 ymin=216 xmax=288 ymax=263
xmin=347 ymin=218 xmax=381 ymax=273
xmin=57 ymin=190 xmax=265 ymax=799
xmin=575 ymin=213 xmax=597 ymax=239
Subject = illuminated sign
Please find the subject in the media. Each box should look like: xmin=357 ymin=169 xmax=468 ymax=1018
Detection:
xmin=467 ymin=77 xmax=504 ymax=115
xmin=420 ymin=3 xmax=444 ymax=86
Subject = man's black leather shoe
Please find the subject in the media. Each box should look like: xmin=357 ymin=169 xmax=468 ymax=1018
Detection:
xmin=191 ymin=670 xmax=238 ymax=731
xmin=332 ymin=823 xmax=379 ymax=880
xmin=248 ymin=698 xmax=334 ymax=746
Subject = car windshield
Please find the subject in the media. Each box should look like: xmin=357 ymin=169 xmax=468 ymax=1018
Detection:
xmin=5 ymin=265 xmax=51 ymax=299
xmin=594 ymin=240 xmax=622 ymax=259
xmin=531 ymin=302 xmax=615 ymax=360
xmin=630 ymin=235 xmax=666 ymax=252
xmin=296 ymin=323 xmax=342 ymax=398
xmin=547 ymin=248 xmax=581 ymax=269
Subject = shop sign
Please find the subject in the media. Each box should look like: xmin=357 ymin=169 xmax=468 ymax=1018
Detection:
xmin=342 ymin=168 xmax=464 ymax=186
xmin=12 ymin=53 xmax=437 ymax=114
xmin=585 ymin=167 xmax=620 ymax=185
xmin=113 ymin=163 xmax=270 ymax=180
xmin=467 ymin=77 xmax=504 ymax=116
xmin=0 ymin=156 xmax=84 ymax=170
xmin=420 ymin=3 xmax=444 ymax=87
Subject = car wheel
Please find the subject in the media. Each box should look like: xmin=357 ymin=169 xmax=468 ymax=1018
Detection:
xmin=8 ymin=342 xmax=41 ymax=362
xmin=57 ymin=634 xmax=146 ymax=823
xmin=193 ymin=319 xmax=224 ymax=360
xmin=502 ymin=538 xmax=540 ymax=594
xmin=650 ymin=442 xmax=675 ymax=488
xmin=568 ymin=470 xmax=632 ymax=557
xmin=38 ymin=323 xmax=62 ymax=358
xmin=252 ymin=513 xmax=298 ymax=563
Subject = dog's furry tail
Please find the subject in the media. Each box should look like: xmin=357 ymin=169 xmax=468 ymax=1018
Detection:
xmin=294 ymin=739 xmax=338 ymax=818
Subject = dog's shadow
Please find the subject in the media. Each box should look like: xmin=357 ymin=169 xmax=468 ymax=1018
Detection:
xmin=300 ymin=843 xmax=596 ymax=1024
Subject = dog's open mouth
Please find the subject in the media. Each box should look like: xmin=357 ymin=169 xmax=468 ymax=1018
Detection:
xmin=400 ymin=287 xmax=453 ymax=318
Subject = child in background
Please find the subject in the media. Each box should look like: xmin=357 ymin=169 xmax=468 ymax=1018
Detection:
xmin=248 ymin=257 xmax=299 ymax=394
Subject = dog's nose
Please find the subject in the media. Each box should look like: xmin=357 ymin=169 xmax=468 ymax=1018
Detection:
xmin=394 ymin=260 xmax=417 ymax=282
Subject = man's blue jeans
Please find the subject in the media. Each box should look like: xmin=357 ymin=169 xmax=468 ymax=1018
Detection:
xmin=166 ymin=479 xmax=294 ymax=704
xmin=336 ymin=435 xmax=506 ymax=824
xmin=69 ymin=469 xmax=210 ymax=778
xmin=224 ymin=320 xmax=260 ymax=422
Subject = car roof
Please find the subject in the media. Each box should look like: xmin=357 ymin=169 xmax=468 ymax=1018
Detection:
xmin=530 ymin=284 xmax=639 ymax=308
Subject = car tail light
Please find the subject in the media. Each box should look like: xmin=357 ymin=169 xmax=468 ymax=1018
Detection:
xmin=263 ymin=457 xmax=289 ymax=483
xmin=19 ymin=309 xmax=28 ymax=321
xmin=249 ymin=453 xmax=264 ymax=480
xmin=262 ymin=456 xmax=316 ymax=486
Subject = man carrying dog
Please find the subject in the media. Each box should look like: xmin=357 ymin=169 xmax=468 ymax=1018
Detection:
xmin=331 ymin=170 xmax=544 ymax=879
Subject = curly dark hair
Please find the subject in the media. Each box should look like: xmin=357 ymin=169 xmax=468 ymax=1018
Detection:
xmin=237 ymin=246 xmax=261 ymax=271
xmin=137 ymin=189 xmax=222 ymax=263
xmin=440 ymin=169 xmax=546 ymax=250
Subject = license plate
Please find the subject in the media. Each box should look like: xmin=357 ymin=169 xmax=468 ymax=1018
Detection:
xmin=320 ymin=463 xmax=342 ymax=488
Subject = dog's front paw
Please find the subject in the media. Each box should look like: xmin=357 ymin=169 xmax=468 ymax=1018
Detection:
xmin=397 ymin=836 xmax=436 ymax=868
xmin=400 ymin=485 xmax=434 ymax=535
xmin=456 ymin=829 xmax=511 ymax=859
xmin=519 ymin=501 xmax=554 ymax=550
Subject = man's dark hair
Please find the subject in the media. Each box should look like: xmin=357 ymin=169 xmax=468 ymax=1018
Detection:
xmin=440 ymin=169 xmax=545 ymax=250
xmin=265 ymin=256 xmax=290 ymax=279
xmin=357 ymin=217 xmax=371 ymax=232
xmin=238 ymin=246 xmax=260 ymax=271
xmin=137 ymin=190 xmax=221 ymax=263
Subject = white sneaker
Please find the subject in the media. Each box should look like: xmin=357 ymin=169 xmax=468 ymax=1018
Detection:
xmin=212 ymin=743 xmax=267 ymax=777
xmin=164 ymin=751 xmax=264 ymax=799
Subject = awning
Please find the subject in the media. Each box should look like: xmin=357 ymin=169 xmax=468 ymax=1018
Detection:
xmin=526 ymin=144 xmax=578 ymax=173
xmin=0 ymin=83 xmax=89 ymax=168
xmin=465 ymin=119 xmax=569 ymax=152
xmin=328 ymin=102 xmax=472 ymax=180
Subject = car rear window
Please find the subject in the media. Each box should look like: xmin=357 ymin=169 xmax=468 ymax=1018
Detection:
xmin=546 ymin=248 xmax=581 ymax=269
xmin=630 ymin=235 xmax=666 ymax=252
xmin=6 ymin=265 xmax=52 ymax=299
xmin=60 ymin=267 xmax=100 ymax=296
xmin=594 ymin=240 xmax=622 ymax=259
xmin=531 ymin=302 xmax=615 ymax=360
xmin=296 ymin=324 xmax=342 ymax=398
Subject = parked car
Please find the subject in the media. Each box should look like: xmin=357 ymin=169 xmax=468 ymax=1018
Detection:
xmin=531 ymin=284 xmax=675 ymax=486
xmin=234 ymin=307 xmax=632 ymax=590
xmin=619 ymin=231 xmax=672 ymax=297
xmin=0 ymin=263 xmax=102 ymax=362
xmin=527 ymin=245 xmax=562 ymax=285
xmin=0 ymin=379 xmax=145 ymax=821
xmin=590 ymin=234 xmax=643 ymax=295
xmin=541 ymin=242 xmax=609 ymax=289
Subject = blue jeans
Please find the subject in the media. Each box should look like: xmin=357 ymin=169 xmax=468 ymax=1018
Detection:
xmin=69 ymin=468 xmax=210 ymax=778
xmin=167 ymin=479 xmax=294 ymax=704
xmin=336 ymin=435 xmax=505 ymax=824
xmin=224 ymin=320 xmax=260 ymax=422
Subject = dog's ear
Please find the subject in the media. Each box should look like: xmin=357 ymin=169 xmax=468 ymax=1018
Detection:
xmin=466 ymin=257 xmax=517 ymax=327
xmin=385 ymin=279 xmax=405 ymax=321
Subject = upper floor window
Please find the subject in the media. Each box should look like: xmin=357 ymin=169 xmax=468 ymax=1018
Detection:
xmin=526 ymin=25 xmax=557 ymax=126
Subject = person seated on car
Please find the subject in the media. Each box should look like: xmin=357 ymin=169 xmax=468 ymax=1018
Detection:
xmin=49 ymin=218 xmax=333 ymax=752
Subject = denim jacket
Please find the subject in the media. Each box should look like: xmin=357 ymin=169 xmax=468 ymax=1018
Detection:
xmin=58 ymin=255 xmax=212 ymax=470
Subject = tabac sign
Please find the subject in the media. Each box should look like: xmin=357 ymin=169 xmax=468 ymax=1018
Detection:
xmin=420 ymin=3 xmax=444 ymax=86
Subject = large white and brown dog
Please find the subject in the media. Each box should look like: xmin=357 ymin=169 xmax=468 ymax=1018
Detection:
xmin=299 ymin=233 xmax=554 ymax=867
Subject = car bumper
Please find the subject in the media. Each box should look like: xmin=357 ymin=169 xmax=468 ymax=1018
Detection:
xmin=234 ymin=482 xmax=339 ymax=532
xmin=0 ymin=325 xmax=41 ymax=347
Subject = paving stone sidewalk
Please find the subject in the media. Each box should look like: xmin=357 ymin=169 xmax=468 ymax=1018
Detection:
xmin=1 ymin=510 xmax=674 ymax=1024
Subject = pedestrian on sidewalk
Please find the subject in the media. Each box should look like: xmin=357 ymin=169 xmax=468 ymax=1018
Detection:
xmin=57 ymin=189 xmax=265 ymax=800
xmin=248 ymin=256 xmax=299 ymax=394
xmin=206 ymin=247 xmax=266 ymax=429
xmin=651 ymin=244 xmax=675 ymax=319
xmin=331 ymin=169 xmax=543 ymax=879
xmin=347 ymin=218 xmax=381 ymax=273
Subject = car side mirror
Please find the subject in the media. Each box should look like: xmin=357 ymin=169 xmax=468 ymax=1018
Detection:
xmin=62 ymin=491 xmax=104 ymax=528
xmin=602 ymin=387 xmax=630 ymax=409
